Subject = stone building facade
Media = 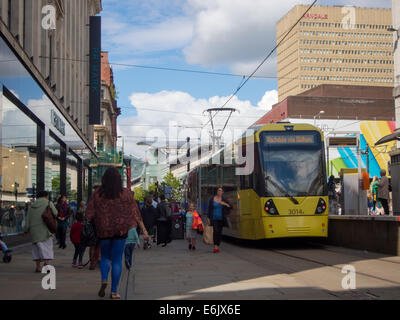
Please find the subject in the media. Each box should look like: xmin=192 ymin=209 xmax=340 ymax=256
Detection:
xmin=95 ymin=51 xmax=120 ymax=152
xmin=0 ymin=0 xmax=102 ymax=211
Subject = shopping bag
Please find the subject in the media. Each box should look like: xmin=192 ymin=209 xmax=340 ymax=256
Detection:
xmin=203 ymin=225 xmax=213 ymax=245
xmin=42 ymin=202 xmax=57 ymax=234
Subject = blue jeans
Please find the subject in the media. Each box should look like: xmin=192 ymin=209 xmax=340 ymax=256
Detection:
xmin=99 ymin=239 xmax=126 ymax=294
xmin=124 ymin=243 xmax=136 ymax=269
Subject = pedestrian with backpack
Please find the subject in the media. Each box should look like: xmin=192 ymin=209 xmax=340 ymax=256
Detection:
xmin=185 ymin=203 xmax=203 ymax=251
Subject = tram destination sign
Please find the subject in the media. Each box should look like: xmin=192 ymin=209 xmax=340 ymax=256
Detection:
xmin=327 ymin=137 xmax=358 ymax=147
xmin=265 ymin=134 xmax=315 ymax=145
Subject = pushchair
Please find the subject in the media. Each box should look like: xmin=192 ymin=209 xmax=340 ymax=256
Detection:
xmin=0 ymin=235 xmax=12 ymax=263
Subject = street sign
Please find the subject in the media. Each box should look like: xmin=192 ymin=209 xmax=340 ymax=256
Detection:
xmin=164 ymin=187 xmax=173 ymax=199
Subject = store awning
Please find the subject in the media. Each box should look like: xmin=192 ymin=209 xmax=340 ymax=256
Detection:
xmin=375 ymin=130 xmax=400 ymax=146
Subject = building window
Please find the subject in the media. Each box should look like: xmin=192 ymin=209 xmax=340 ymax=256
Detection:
xmin=45 ymin=132 xmax=61 ymax=200
xmin=67 ymin=153 xmax=78 ymax=202
xmin=0 ymin=92 xmax=38 ymax=229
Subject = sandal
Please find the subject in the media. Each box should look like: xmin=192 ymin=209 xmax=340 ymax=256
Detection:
xmin=98 ymin=282 xmax=107 ymax=298
xmin=110 ymin=293 xmax=121 ymax=300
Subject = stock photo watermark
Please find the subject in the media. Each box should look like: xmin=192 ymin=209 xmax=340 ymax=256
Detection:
xmin=341 ymin=6 xmax=356 ymax=30
xmin=42 ymin=5 xmax=56 ymax=30
xmin=41 ymin=265 xmax=56 ymax=290
xmin=341 ymin=265 xmax=356 ymax=290
xmin=141 ymin=123 xmax=255 ymax=176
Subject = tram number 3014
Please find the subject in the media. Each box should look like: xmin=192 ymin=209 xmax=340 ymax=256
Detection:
xmin=288 ymin=209 xmax=304 ymax=215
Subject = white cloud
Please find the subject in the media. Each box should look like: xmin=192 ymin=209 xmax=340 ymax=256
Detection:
xmin=103 ymin=15 xmax=194 ymax=54
xmin=119 ymin=89 xmax=278 ymax=157
xmin=183 ymin=0 xmax=304 ymax=74
xmin=258 ymin=89 xmax=278 ymax=110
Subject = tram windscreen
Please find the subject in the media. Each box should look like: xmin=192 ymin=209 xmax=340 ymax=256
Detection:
xmin=260 ymin=131 xmax=325 ymax=197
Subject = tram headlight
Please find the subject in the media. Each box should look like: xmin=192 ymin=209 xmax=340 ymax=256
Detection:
xmin=264 ymin=200 xmax=279 ymax=216
xmin=315 ymin=198 xmax=327 ymax=214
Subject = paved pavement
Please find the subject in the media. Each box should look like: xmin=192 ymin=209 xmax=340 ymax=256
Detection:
xmin=1 ymin=235 xmax=400 ymax=300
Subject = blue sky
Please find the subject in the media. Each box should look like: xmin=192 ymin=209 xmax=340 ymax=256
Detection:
xmin=100 ymin=0 xmax=392 ymax=157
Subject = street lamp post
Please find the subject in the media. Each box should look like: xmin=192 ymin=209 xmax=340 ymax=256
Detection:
xmin=313 ymin=110 xmax=325 ymax=126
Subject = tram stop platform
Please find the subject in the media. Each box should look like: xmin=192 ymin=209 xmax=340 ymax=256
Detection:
xmin=327 ymin=215 xmax=400 ymax=256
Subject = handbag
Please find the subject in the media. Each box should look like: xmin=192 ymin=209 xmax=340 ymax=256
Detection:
xmin=42 ymin=201 xmax=58 ymax=234
xmin=203 ymin=225 xmax=213 ymax=245
xmin=81 ymin=221 xmax=98 ymax=247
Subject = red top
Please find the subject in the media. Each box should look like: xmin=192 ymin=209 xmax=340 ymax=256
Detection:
xmin=86 ymin=188 xmax=143 ymax=239
xmin=70 ymin=222 xmax=83 ymax=244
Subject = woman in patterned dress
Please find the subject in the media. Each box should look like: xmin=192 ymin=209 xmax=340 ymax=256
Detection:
xmin=86 ymin=168 xmax=151 ymax=299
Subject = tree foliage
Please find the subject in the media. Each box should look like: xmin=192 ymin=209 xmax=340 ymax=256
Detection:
xmin=162 ymin=172 xmax=182 ymax=201
xmin=134 ymin=187 xmax=145 ymax=203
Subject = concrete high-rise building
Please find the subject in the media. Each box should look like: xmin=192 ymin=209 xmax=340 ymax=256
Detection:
xmin=392 ymin=0 xmax=400 ymax=129
xmin=277 ymin=5 xmax=394 ymax=101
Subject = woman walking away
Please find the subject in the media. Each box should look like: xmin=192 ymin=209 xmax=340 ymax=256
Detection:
xmin=56 ymin=195 xmax=72 ymax=249
xmin=24 ymin=191 xmax=58 ymax=273
xmin=86 ymin=168 xmax=151 ymax=300
xmin=70 ymin=212 xmax=86 ymax=269
xmin=185 ymin=203 xmax=203 ymax=251
xmin=141 ymin=196 xmax=158 ymax=247
xmin=207 ymin=187 xmax=232 ymax=253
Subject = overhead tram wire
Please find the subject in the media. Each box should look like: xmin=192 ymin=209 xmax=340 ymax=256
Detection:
xmin=26 ymin=101 xmax=267 ymax=119
xmin=37 ymin=56 xmax=297 ymax=80
xmin=202 ymin=0 xmax=318 ymax=128
xmin=119 ymin=105 xmax=266 ymax=119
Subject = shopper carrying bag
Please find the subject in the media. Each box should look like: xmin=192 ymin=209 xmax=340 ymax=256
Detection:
xmin=203 ymin=225 xmax=213 ymax=245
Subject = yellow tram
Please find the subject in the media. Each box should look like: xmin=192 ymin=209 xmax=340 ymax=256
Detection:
xmin=186 ymin=123 xmax=329 ymax=240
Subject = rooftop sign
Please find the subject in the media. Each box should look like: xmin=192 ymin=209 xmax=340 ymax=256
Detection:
xmin=304 ymin=13 xmax=328 ymax=20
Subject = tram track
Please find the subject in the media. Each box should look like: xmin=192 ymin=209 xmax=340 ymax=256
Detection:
xmin=222 ymin=237 xmax=400 ymax=288
xmin=269 ymin=248 xmax=400 ymax=287
xmin=305 ymin=241 xmax=400 ymax=267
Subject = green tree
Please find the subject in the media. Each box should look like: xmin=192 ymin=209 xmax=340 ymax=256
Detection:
xmin=163 ymin=172 xmax=182 ymax=201
xmin=134 ymin=187 xmax=145 ymax=203
xmin=51 ymin=175 xmax=60 ymax=193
